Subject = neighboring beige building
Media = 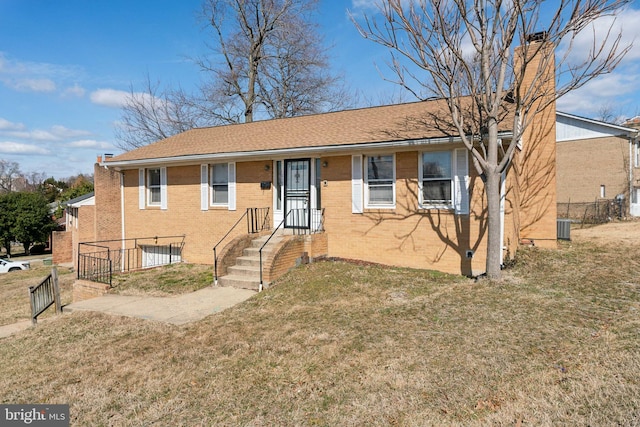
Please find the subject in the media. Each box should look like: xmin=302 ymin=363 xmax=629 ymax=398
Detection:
xmin=52 ymin=164 xmax=123 ymax=268
xmin=556 ymin=112 xmax=639 ymax=217
xmin=52 ymin=192 xmax=95 ymax=266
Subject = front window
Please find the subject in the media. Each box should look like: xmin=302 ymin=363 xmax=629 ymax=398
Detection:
xmin=365 ymin=154 xmax=395 ymax=207
xmin=147 ymin=168 xmax=161 ymax=206
xmin=421 ymin=151 xmax=453 ymax=206
xmin=211 ymin=163 xmax=229 ymax=205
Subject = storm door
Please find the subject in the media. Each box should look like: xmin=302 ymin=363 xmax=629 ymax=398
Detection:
xmin=284 ymin=159 xmax=311 ymax=229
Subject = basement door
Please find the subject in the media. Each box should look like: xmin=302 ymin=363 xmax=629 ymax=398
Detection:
xmin=284 ymin=159 xmax=311 ymax=229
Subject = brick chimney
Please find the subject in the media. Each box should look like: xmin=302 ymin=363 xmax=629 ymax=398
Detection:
xmin=511 ymin=36 xmax=558 ymax=249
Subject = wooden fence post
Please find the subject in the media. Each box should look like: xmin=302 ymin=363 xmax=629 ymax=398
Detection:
xmin=29 ymin=286 xmax=37 ymax=325
xmin=52 ymin=267 xmax=62 ymax=315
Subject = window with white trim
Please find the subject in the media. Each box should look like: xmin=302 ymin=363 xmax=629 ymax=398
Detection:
xmin=419 ymin=149 xmax=469 ymax=214
xmin=364 ymin=154 xmax=395 ymax=207
xmin=421 ymin=151 xmax=453 ymax=206
xmin=139 ymin=167 xmax=167 ymax=210
xmin=210 ymin=163 xmax=229 ymax=205
xmin=200 ymin=162 xmax=236 ymax=211
xmin=147 ymin=168 xmax=162 ymax=206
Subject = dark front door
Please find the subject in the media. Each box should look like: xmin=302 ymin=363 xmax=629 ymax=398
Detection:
xmin=284 ymin=159 xmax=310 ymax=229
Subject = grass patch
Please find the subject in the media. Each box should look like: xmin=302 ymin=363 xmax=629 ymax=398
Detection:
xmin=109 ymin=263 xmax=213 ymax=296
xmin=1 ymin=234 xmax=640 ymax=425
xmin=0 ymin=263 xmax=74 ymax=326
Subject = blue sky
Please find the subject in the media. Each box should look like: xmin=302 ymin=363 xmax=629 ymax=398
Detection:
xmin=1 ymin=0 xmax=639 ymax=179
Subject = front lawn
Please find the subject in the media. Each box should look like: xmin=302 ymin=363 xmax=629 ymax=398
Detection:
xmin=0 ymin=231 xmax=638 ymax=425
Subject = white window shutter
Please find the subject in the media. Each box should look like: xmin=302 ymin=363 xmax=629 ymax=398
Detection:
xmin=138 ymin=168 xmax=145 ymax=210
xmin=352 ymin=155 xmax=363 ymax=214
xmin=200 ymin=164 xmax=209 ymax=211
xmin=454 ymin=149 xmax=469 ymax=215
xmin=160 ymin=167 xmax=168 ymax=210
xmin=228 ymin=162 xmax=236 ymax=211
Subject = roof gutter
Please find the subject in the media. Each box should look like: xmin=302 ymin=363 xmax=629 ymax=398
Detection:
xmin=102 ymin=133 xmax=513 ymax=169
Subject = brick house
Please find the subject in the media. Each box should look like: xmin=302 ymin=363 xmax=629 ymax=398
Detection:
xmin=51 ymin=191 xmax=94 ymax=266
xmin=56 ymin=42 xmax=559 ymax=288
xmin=556 ymin=112 xmax=640 ymax=218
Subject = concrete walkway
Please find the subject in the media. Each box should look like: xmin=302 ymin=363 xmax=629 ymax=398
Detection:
xmin=63 ymin=286 xmax=256 ymax=325
xmin=0 ymin=320 xmax=34 ymax=339
xmin=0 ymin=286 xmax=256 ymax=338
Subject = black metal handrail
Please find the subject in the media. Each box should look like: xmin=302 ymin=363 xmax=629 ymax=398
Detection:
xmin=213 ymin=207 xmax=270 ymax=284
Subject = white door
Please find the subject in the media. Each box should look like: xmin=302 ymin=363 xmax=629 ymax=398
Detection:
xmin=273 ymin=160 xmax=284 ymax=227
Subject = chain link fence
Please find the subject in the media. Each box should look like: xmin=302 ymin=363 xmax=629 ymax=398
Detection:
xmin=557 ymin=198 xmax=626 ymax=224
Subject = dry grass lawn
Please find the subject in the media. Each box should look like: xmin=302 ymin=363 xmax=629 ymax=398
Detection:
xmin=1 ymin=222 xmax=640 ymax=425
xmin=0 ymin=262 xmax=75 ymax=326
xmin=108 ymin=263 xmax=213 ymax=296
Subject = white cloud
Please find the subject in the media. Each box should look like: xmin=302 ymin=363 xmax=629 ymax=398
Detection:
xmin=67 ymin=139 xmax=114 ymax=149
xmin=62 ymin=83 xmax=86 ymax=98
xmin=5 ymin=78 xmax=56 ymax=92
xmin=90 ymin=88 xmax=131 ymax=108
xmin=0 ymin=118 xmax=25 ymax=131
xmin=0 ymin=52 xmax=83 ymax=94
xmin=0 ymin=130 xmax=56 ymax=140
xmin=0 ymin=124 xmax=92 ymax=141
xmin=50 ymin=125 xmax=92 ymax=139
xmin=351 ymin=0 xmax=381 ymax=11
xmin=0 ymin=141 xmax=50 ymax=155
xmin=557 ymin=69 xmax=639 ymax=116
xmin=558 ymin=7 xmax=640 ymax=66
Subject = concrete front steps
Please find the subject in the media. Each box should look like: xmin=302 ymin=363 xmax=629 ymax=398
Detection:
xmin=217 ymin=233 xmax=283 ymax=291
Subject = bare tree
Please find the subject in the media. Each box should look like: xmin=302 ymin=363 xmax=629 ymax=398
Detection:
xmin=116 ymin=75 xmax=207 ymax=150
xmin=596 ymin=103 xmax=625 ymax=124
xmin=0 ymin=160 xmax=20 ymax=194
xmin=117 ymin=0 xmax=350 ymax=150
xmin=353 ymin=0 xmax=631 ymax=279
xmin=197 ymin=0 xmax=349 ymax=123
xmin=257 ymin=13 xmax=351 ymax=117
xmin=22 ymin=171 xmax=47 ymax=192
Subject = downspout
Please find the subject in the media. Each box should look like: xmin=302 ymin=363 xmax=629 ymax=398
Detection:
xmin=630 ymin=132 xmax=640 ymax=216
xmin=120 ymin=171 xmax=126 ymax=272
xmin=500 ymin=169 xmax=506 ymax=266
xmin=630 ymin=134 xmax=633 ymax=216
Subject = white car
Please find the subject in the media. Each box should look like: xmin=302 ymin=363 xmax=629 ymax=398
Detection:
xmin=0 ymin=258 xmax=30 ymax=273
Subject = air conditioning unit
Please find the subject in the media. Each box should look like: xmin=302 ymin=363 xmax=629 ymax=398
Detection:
xmin=557 ymin=219 xmax=571 ymax=241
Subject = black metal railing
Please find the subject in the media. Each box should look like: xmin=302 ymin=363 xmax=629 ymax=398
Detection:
xmin=78 ymin=235 xmax=185 ymax=285
xmin=247 ymin=207 xmax=271 ymax=234
xmin=78 ymin=245 xmax=113 ymax=286
xmin=285 ymin=208 xmax=325 ymax=234
xmin=214 ymin=207 xmax=270 ymax=284
xmin=29 ymin=268 xmax=62 ymax=325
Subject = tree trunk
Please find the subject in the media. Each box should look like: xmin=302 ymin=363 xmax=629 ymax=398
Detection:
xmin=485 ymin=169 xmax=502 ymax=279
